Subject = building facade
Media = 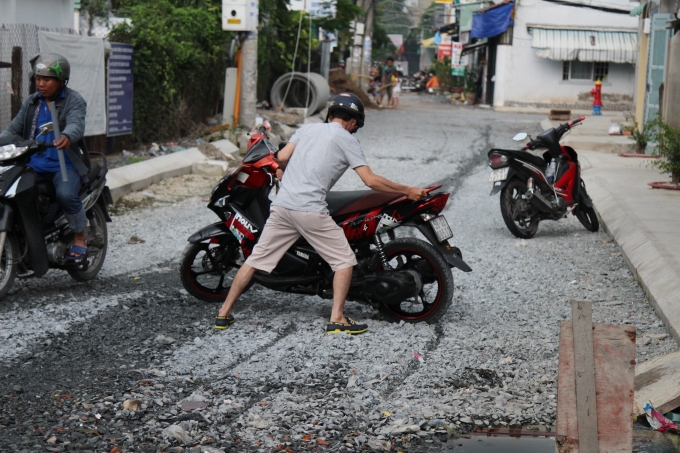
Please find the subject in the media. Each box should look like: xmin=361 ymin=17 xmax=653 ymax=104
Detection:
xmin=491 ymin=0 xmax=638 ymax=109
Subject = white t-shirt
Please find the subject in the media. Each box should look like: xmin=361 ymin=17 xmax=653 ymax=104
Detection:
xmin=273 ymin=122 xmax=368 ymax=213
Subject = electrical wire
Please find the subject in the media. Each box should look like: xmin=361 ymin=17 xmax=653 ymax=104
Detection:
xmin=279 ymin=12 xmax=305 ymax=112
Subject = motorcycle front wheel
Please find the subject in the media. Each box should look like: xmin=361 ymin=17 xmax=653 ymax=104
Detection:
xmin=0 ymin=233 xmax=19 ymax=300
xmin=180 ymin=236 xmax=249 ymax=303
xmin=373 ymin=238 xmax=454 ymax=324
xmin=500 ymin=178 xmax=540 ymax=239
xmin=576 ymin=205 xmax=599 ymax=232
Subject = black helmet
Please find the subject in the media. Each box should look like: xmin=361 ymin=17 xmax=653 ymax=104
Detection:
xmin=325 ymin=92 xmax=365 ymax=133
xmin=30 ymin=53 xmax=71 ymax=82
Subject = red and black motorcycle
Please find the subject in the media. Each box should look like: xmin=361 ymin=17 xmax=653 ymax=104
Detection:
xmin=487 ymin=116 xmax=599 ymax=239
xmin=180 ymin=127 xmax=471 ymax=323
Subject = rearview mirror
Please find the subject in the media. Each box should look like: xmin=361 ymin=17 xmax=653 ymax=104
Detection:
xmin=36 ymin=122 xmax=54 ymax=138
xmin=512 ymin=132 xmax=528 ymax=142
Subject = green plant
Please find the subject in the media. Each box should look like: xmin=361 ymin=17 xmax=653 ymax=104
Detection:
xmin=430 ymin=57 xmax=462 ymax=90
xmin=464 ymin=67 xmax=477 ymax=94
xmin=647 ymin=117 xmax=680 ymax=184
xmin=109 ymin=0 xmax=230 ymax=143
xmin=623 ymin=115 xmax=654 ymax=154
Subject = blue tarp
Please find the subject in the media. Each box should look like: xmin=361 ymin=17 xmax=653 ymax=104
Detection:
xmin=471 ymin=2 xmax=514 ymax=39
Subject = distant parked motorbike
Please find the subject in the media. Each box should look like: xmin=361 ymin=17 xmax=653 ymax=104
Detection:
xmin=0 ymin=124 xmax=112 ymax=298
xmin=487 ymin=116 xmax=599 ymax=239
xmin=180 ymin=126 xmax=472 ymax=323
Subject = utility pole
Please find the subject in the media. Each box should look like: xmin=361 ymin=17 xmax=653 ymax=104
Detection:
xmin=239 ymin=31 xmax=258 ymax=126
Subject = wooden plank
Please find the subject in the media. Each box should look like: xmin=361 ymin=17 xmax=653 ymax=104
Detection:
xmin=634 ymin=349 xmax=680 ymax=415
xmin=571 ymin=301 xmax=599 ymax=453
xmin=557 ymin=321 xmax=636 ymax=453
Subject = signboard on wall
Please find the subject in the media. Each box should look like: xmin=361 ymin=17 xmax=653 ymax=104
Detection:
xmin=107 ymin=43 xmax=133 ymax=137
xmin=437 ymin=34 xmax=452 ymax=62
xmin=450 ymin=41 xmax=465 ymax=76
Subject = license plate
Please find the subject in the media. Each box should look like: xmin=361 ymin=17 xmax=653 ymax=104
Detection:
xmin=429 ymin=216 xmax=453 ymax=242
xmin=489 ymin=167 xmax=509 ymax=182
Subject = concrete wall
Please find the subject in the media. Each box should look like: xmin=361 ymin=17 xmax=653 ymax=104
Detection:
xmin=494 ymin=0 xmax=638 ymax=107
xmin=0 ymin=0 xmax=75 ymax=29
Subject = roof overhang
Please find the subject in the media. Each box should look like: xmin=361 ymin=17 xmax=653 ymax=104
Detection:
xmin=527 ymin=25 xmax=638 ymax=64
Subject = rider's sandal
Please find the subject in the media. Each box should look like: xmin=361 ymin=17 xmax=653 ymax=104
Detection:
xmin=214 ymin=316 xmax=235 ymax=330
xmin=326 ymin=318 xmax=369 ymax=335
xmin=66 ymin=245 xmax=88 ymax=262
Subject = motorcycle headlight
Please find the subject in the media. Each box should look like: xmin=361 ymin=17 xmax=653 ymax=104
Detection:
xmin=0 ymin=145 xmax=28 ymax=161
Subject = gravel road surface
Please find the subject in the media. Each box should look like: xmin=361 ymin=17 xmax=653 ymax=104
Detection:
xmin=0 ymin=95 xmax=673 ymax=453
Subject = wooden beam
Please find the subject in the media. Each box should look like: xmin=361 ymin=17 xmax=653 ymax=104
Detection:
xmin=0 ymin=62 xmax=11 ymax=69
xmin=11 ymin=47 xmax=22 ymax=119
xmin=635 ymin=349 xmax=680 ymax=415
xmin=571 ymin=301 xmax=600 ymax=453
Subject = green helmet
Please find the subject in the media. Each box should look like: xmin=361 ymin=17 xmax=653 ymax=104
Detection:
xmin=30 ymin=53 xmax=71 ymax=82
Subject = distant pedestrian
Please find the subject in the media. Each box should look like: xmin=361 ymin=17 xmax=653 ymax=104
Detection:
xmin=390 ymin=71 xmax=402 ymax=109
xmin=381 ymin=57 xmax=397 ymax=107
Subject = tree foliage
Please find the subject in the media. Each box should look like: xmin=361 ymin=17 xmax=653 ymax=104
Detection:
xmin=648 ymin=116 xmax=680 ymax=183
xmin=109 ymin=0 xmax=231 ymax=142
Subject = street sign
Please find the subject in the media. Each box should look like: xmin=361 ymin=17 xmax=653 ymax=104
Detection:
xmin=437 ymin=34 xmax=452 ymax=62
xmin=451 ymin=41 xmax=465 ymax=76
xmin=387 ymin=34 xmax=403 ymax=47
xmin=107 ymin=43 xmax=133 ymax=137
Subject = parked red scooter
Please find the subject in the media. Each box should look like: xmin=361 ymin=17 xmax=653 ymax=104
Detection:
xmin=487 ymin=117 xmax=599 ymax=238
xmin=180 ymin=127 xmax=471 ymax=323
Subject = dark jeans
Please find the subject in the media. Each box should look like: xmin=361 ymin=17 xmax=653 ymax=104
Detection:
xmin=37 ymin=169 xmax=87 ymax=233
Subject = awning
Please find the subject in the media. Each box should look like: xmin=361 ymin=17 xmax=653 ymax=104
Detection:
xmin=462 ymin=39 xmax=488 ymax=55
xmin=529 ymin=26 xmax=637 ymax=64
xmin=420 ymin=37 xmax=436 ymax=47
xmin=471 ymin=2 xmax=514 ymax=39
xmin=629 ymin=2 xmax=645 ymax=16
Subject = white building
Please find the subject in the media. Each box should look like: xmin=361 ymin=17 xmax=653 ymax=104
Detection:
xmin=488 ymin=0 xmax=638 ymax=109
xmin=0 ymin=0 xmax=76 ymax=30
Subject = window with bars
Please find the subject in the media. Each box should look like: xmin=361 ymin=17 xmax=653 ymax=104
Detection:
xmin=562 ymin=61 xmax=609 ymax=81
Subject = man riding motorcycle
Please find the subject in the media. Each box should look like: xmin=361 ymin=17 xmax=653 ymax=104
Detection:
xmin=215 ymin=93 xmax=428 ymax=335
xmin=0 ymin=53 xmax=90 ymax=261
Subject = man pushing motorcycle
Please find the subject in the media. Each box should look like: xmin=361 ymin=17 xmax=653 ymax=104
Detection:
xmin=0 ymin=53 xmax=90 ymax=261
xmin=215 ymin=93 xmax=428 ymax=335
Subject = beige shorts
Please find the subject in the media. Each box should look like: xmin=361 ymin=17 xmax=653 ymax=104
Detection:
xmin=245 ymin=206 xmax=357 ymax=273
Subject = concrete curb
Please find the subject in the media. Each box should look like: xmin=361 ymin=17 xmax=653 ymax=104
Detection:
xmin=579 ymin=152 xmax=680 ymax=345
xmin=107 ymin=139 xmax=238 ymax=202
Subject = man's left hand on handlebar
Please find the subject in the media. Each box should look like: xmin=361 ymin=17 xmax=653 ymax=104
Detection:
xmin=54 ymin=135 xmax=70 ymax=150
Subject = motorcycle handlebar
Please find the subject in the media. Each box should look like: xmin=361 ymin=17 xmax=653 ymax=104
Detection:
xmin=522 ymin=117 xmax=585 ymax=151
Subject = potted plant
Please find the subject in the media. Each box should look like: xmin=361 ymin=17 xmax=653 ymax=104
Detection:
xmin=622 ymin=116 xmax=653 ymax=154
xmin=648 ymin=117 xmax=680 ymax=188
xmin=464 ymin=68 xmax=478 ymax=105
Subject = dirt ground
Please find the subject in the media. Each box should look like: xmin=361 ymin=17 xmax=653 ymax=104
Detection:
xmin=109 ymin=173 xmax=220 ymax=216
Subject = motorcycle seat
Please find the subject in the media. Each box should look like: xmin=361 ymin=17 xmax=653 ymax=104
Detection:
xmin=326 ymin=190 xmax=401 ymax=217
xmin=509 ymin=150 xmax=546 ymax=168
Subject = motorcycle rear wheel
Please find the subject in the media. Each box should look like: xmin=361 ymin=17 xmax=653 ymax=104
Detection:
xmin=373 ymin=238 xmax=454 ymax=324
xmin=68 ymin=204 xmax=108 ymax=282
xmin=576 ymin=205 xmax=599 ymax=232
xmin=500 ymin=178 xmax=539 ymax=239
xmin=0 ymin=233 xmax=19 ymax=300
xmin=180 ymin=237 xmax=249 ymax=303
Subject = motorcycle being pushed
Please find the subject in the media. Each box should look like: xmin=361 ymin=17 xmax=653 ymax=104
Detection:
xmin=180 ymin=127 xmax=472 ymax=323
xmin=0 ymin=125 xmax=112 ymax=299
xmin=487 ymin=116 xmax=599 ymax=239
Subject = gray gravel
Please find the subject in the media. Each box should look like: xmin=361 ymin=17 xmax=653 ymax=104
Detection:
xmin=0 ymin=94 xmax=674 ymax=453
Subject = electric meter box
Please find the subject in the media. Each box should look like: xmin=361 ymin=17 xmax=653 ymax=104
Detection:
xmin=222 ymin=0 xmax=258 ymax=31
